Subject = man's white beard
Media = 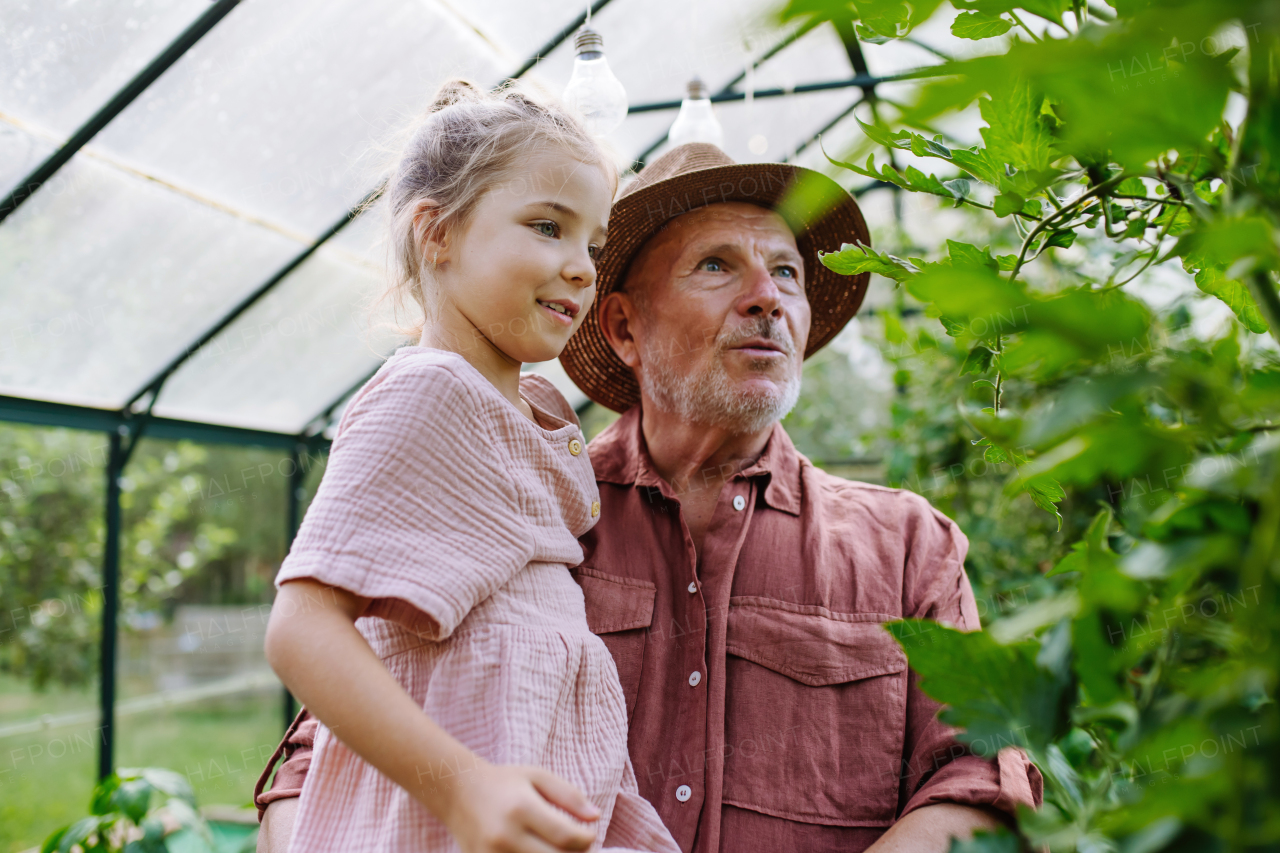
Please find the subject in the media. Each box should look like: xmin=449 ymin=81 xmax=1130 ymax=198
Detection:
xmin=637 ymin=317 xmax=802 ymax=435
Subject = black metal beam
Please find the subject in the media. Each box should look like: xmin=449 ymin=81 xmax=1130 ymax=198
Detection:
xmin=0 ymin=0 xmax=241 ymax=226
xmin=830 ymin=18 xmax=876 ymax=101
xmin=631 ymin=23 xmax=825 ymax=170
xmin=130 ymin=6 xmax=602 ymax=416
xmin=0 ymin=394 xmax=330 ymax=451
xmin=782 ymin=98 xmax=865 ymax=163
xmin=125 ymin=186 xmax=380 ymax=408
xmin=509 ymin=0 xmax=617 ymax=80
xmin=627 ymin=74 xmax=897 ymax=114
xmin=98 ymin=431 xmax=123 ymax=781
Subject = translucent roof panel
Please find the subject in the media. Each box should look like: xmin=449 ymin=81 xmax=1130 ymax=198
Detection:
xmin=531 ymin=0 xmax=795 ymax=114
xmin=153 ymin=245 xmax=405 ymax=433
xmin=0 ymin=117 xmax=58 ymax=198
xmin=0 ymin=0 xmax=210 ymax=138
xmin=0 ymin=153 xmax=302 ymax=408
xmin=88 ymin=0 xmax=509 ymax=240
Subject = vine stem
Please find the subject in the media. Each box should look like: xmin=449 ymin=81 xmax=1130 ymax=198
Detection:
xmin=1008 ymin=174 xmax=1128 ymax=284
xmin=993 ymin=334 xmax=1004 ymax=414
xmin=1008 ymin=10 xmax=1042 ymax=42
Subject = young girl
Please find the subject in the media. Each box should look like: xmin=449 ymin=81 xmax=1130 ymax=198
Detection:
xmin=264 ymin=80 xmax=680 ymax=853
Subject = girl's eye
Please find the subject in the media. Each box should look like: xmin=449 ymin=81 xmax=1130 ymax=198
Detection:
xmin=699 ymin=258 xmax=724 ymax=272
xmin=532 ymin=221 xmax=559 ymax=238
xmin=588 ymin=245 xmax=600 ymax=260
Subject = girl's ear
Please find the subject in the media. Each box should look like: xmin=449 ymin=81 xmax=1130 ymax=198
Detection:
xmin=412 ymin=198 xmax=448 ymax=265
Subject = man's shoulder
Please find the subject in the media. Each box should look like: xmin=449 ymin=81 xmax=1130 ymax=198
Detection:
xmin=800 ymin=462 xmax=958 ymax=536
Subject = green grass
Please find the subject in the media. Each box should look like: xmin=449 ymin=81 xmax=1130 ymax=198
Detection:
xmin=1 ymin=688 xmax=281 ymax=853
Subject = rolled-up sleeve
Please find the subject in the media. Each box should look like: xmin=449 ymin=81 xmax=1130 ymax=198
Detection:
xmin=896 ymin=499 xmax=1044 ymax=820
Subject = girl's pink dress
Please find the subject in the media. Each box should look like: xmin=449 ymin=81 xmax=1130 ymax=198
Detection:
xmin=277 ymin=347 xmax=678 ymax=853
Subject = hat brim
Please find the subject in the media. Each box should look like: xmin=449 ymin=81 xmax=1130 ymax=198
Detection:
xmin=560 ymin=161 xmax=872 ymax=413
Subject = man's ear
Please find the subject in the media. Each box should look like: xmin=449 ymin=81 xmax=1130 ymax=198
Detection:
xmin=411 ymin=198 xmax=448 ymax=264
xmin=599 ymin=291 xmax=643 ymax=370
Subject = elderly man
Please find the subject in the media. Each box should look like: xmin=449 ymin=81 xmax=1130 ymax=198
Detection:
xmin=255 ymin=143 xmax=1041 ymax=852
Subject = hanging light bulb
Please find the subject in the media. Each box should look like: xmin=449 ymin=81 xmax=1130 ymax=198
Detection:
xmin=667 ymin=76 xmax=724 ymax=149
xmin=562 ymin=27 xmax=628 ymax=136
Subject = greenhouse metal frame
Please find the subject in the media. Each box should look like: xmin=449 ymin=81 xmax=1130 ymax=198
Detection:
xmin=0 ymin=0 xmax=924 ymax=781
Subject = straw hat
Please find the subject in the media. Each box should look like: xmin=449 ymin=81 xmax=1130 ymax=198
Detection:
xmin=559 ymin=143 xmax=872 ymax=413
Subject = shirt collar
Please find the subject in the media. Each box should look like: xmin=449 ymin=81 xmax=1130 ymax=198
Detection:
xmin=589 ymin=405 xmax=803 ymax=516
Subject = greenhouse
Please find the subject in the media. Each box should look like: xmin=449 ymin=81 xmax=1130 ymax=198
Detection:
xmin=2 ymin=0 xmax=1278 ymax=851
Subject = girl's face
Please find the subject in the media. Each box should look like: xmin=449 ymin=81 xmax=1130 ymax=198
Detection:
xmin=432 ymin=144 xmax=613 ymax=366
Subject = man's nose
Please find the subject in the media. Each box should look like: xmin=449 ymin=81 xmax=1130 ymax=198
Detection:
xmin=736 ymin=260 xmax=783 ymax=319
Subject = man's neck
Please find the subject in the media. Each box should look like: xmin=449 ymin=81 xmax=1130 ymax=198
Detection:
xmin=639 ymin=402 xmax=775 ymax=501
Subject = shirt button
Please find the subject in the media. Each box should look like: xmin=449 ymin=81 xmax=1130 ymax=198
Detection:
xmin=687 ymin=581 xmax=697 ymax=594
xmin=568 ymin=438 xmax=582 ymax=456
xmin=732 ymin=495 xmax=746 ymax=511
xmin=590 ymin=501 xmax=600 ymax=517
xmin=688 ymin=670 xmax=701 ymax=687
xmin=676 ymin=784 xmax=692 ymax=803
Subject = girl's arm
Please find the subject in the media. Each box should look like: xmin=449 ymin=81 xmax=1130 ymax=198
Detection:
xmin=264 ymin=578 xmax=600 ymax=853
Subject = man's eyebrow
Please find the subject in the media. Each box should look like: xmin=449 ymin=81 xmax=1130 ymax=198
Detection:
xmin=694 ymin=242 xmax=802 ymax=263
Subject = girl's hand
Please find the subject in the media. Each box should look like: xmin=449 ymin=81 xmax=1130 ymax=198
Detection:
xmin=439 ymin=760 xmax=600 ymax=853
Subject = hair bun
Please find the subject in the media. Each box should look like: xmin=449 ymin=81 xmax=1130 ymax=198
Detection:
xmin=427 ymin=78 xmax=484 ymax=112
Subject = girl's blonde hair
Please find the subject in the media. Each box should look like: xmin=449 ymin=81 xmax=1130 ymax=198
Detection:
xmin=376 ymin=78 xmax=618 ymax=338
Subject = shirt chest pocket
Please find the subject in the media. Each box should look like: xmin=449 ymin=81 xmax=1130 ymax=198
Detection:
xmin=722 ymin=597 xmax=908 ymax=828
xmin=572 ymin=567 xmax=655 ymax=721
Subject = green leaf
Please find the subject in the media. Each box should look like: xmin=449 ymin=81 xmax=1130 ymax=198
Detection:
xmin=856 ymin=117 xmax=914 ymax=151
xmin=58 ymin=817 xmax=103 ymax=853
xmin=909 ymin=133 xmax=953 ymax=159
xmin=819 ymin=242 xmax=916 ymax=284
xmin=979 ymin=82 xmax=1054 ymax=173
xmin=1044 ymin=229 xmax=1076 ymax=249
xmin=41 ymin=827 xmax=68 ymax=853
xmin=1116 ymin=176 xmax=1147 ymax=196
xmin=907 ymin=265 xmax=1029 ymax=338
xmin=995 ymin=254 xmax=1018 ymax=271
xmin=950 ymin=147 xmax=1002 ymax=185
xmin=961 ymin=345 xmax=996 ymax=375
xmin=1025 ymin=475 xmax=1065 ymax=529
xmin=946 ymin=240 xmax=999 ymax=271
xmin=1194 ymin=267 xmax=1269 ymax=334
xmin=885 ymin=620 xmax=1069 ymax=754
xmin=951 ymin=10 xmax=1011 ymax=39
xmin=112 ymin=778 xmax=154 ymax=825
xmin=993 ymin=192 xmax=1024 ymax=218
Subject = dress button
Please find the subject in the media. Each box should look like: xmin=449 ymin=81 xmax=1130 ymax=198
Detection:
xmin=676 ymin=785 xmax=692 ymax=803
xmin=688 ymin=670 xmax=701 ymax=687
xmin=590 ymin=500 xmax=600 ymax=518
xmin=687 ymin=581 xmax=698 ymax=594
xmin=732 ymin=495 xmax=746 ymax=511
xmin=568 ymin=438 xmax=582 ymax=456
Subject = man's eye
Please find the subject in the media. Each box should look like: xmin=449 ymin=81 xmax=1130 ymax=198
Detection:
xmin=532 ymin=221 xmax=558 ymax=238
xmin=775 ymin=265 xmax=797 ymax=279
xmin=699 ymin=258 xmax=724 ymax=272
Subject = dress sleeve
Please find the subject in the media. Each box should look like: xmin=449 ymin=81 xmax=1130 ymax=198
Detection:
xmin=274 ymin=361 xmax=533 ymax=640
xmin=896 ymin=496 xmax=1044 ymax=821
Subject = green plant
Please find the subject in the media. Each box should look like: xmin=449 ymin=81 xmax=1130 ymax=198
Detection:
xmin=41 ymin=767 xmax=212 ymax=853
xmin=779 ymin=0 xmax=1280 ymax=849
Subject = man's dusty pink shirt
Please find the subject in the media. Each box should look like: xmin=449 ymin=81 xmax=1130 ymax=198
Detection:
xmin=259 ymin=404 xmax=1041 ymax=851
